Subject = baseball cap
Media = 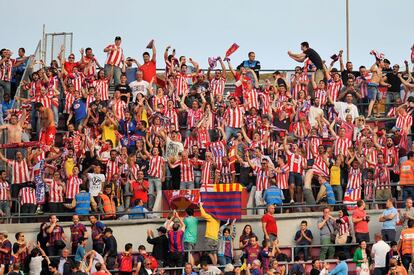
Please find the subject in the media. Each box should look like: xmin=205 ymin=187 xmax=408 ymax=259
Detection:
xmin=156 ymin=226 xmax=167 ymax=234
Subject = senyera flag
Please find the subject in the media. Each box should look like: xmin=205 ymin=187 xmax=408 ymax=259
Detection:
xmin=200 ymin=183 xmax=243 ymax=221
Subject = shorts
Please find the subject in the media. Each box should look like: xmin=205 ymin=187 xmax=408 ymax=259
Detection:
xmin=168 ymin=252 xmax=184 ymax=267
xmin=184 ymin=242 xmax=196 ymax=251
xmin=39 ymin=125 xmax=56 ymax=146
xmin=367 ymin=83 xmax=382 ymax=101
xmin=375 ymin=188 xmax=392 ymax=201
xmin=205 ymin=237 xmax=218 ymax=254
xmin=289 ymin=172 xmax=303 ymax=187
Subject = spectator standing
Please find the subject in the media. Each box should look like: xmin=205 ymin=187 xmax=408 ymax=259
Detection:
xmin=379 ymin=198 xmax=399 ymax=242
xmin=0 ymin=170 xmax=10 ymax=219
xmin=371 ymin=233 xmax=390 ymax=275
xmin=238 ymin=52 xmax=261 ymax=80
xmin=352 ymin=199 xmax=370 ymax=243
xmin=146 ymin=226 xmax=169 ymax=267
xmin=0 ymin=231 xmax=12 ymax=273
xmin=262 ymin=179 xmax=284 ymax=208
xmin=397 ymin=219 xmax=414 ymax=271
xmin=46 ymin=215 xmax=67 ymax=256
xmin=400 ymin=197 xmax=414 ymax=228
xmin=167 ymin=210 xmax=185 ymax=269
xmin=317 ymin=207 xmax=336 ymax=260
xmin=217 ymin=219 xmax=236 ymax=265
xmin=288 ymin=42 xmax=324 ymax=83
xmin=183 ymin=208 xmax=198 ymax=265
xmin=293 ymin=220 xmax=313 ymax=261
xmin=89 ymin=215 xmax=106 ymax=255
xmin=199 ymin=202 xmax=220 ymax=265
xmin=118 ymin=243 xmax=136 ymax=275
xmin=139 ymin=41 xmax=157 ymax=85
xmin=353 ymin=240 xmax=371 ymax=274
xmin=103 ymin=36 xmax=124 ymax=86
xmin=261 ymin=204 xmax=278 ymax=242
xmin=400 ymin=152 xmax=414 ymax=203
xmin=12 ymin=232 xmax=28 ymax=268
xmin=103 ymin=228 xmax=117 ymax=271
xmin=69 ymin=214 xmax=88 ymax=254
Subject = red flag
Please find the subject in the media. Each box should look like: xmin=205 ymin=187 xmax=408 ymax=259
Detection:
xmin=224 ymin=43 xmax=239 ymax=59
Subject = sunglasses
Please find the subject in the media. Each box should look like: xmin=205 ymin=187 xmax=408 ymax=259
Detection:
xmin=69 ymin=56 xmax=75 ymax=59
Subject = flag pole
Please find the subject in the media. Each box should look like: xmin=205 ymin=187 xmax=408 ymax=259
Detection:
xmin=346 ymin=0 xmax=350 ymax=62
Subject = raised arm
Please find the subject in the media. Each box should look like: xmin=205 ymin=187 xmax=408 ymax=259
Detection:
xmin=151 ymin=42 xmax=156 ymax=63
xmin=227 ymin=60 xmax=237 ymax=77
xmin=287 ymin=51 xmax=306 ymax=63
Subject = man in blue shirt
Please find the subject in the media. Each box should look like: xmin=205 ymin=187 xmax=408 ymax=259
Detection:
xmin=263 ymin=180 xmax=284 ymax=206
xmin=68 ymin=90 xmax=87 ymax=130
xmin=379 ymin=198 xmax=399 ymax=242
xmin=1 ymin=93 xmax=14 ymax=119
xmin=238 ymin=51 xmax=261 ymax=80
xmin=294 ymin=220 xmax=313 ymax=261
xmin=118 ymin=111 xmax=137 ymax=153
xmin=128 ymin=199 xmax=148 ymax=219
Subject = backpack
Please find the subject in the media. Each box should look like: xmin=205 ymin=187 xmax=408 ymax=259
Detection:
xmin=143 ymin=254 xmax=158 ymax=270
xmin=119 ymin=252 xmax=134 ymax=272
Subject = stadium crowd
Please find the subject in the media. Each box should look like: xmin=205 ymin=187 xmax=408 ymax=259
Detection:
xmin=0 ymin=38 xmax=414 ymax=274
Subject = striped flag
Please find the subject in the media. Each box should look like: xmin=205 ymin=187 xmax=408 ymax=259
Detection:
xmin=200 ymin=183 xmax=242 ymax=221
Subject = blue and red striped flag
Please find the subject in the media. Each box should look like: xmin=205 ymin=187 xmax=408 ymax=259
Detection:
xmin=200 ymin=183 xmax=242 ymax=221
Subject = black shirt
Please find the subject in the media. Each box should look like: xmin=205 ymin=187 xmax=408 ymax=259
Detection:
xmin=310 ymin=268 xmax=320 ymax=275
xmin=115 ymin=84 xmax=132 ymax=103
xmin=103 ymin=235 xmax=118 ymax=257
xmin=146 ymin=234 xmax=169 ymax=262
xmin=304 ymin=48 xmax=323 ymax=70
xmin=386 ymin=72 xmax=402 ymax=93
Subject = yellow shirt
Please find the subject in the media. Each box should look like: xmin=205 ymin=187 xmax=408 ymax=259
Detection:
xmin=102 ymin=124 xmax=116 ymax=147
xmin=64 ymin=157 xmax=75 ymax=177
xmin=200 ymin=205 xmax=220 ymax=240
xmin=330 ymin=165 xmax=341 ymax=186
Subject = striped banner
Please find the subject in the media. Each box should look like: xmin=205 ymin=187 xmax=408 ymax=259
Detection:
xmin=201 ymin=183 xmax=243 ymax=220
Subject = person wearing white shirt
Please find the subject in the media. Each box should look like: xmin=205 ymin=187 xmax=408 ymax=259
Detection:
xmin=129 ymin=70 xmax=149 ymax=101
xmin=371 ymin=232 xmax=390 ymax=275
xmin=333 ymin=93 xmax=359 ymax=121
xmin=308 ymin=98 xmax=324 ymax=127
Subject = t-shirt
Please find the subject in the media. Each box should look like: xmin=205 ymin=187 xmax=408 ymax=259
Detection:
xmin=139 ymin=61 xmax=156 ymax=84
xmin=382 ymin=207 xmax=398 ymax=230
xmin=75 ymin=245 xmax=86 ymax=262
xmin=261 ymin=213 xmax=278 ymax=236
xmin=334 ymin=101 xmax=359 ymax=121
xmin=165 ymin=138 xmax=184 ymax=160
xmin=352 ymin=208 xmax=369 ymax=233
xmin=294 ymin=229 xmax=313 ymax=245
xmin=330 ymin=165 xmax=341 ymax=186
xmin=72 ymin=98 xmax=87 ymax=122
xmin=29 ymin=256 xmax=44 ymax=275
xmin=87 ymin=173 xmax=105 ymax=197
xmin=372 ymin=240 xmax=390 ymax=268
xmin=184 ymin=216 xmax=198 ymax=244
xmin=125 ymin=67 xmax=138 ymax=84
xmin=129 ymin=80 xmax=149 ymax=100
xmin=341 ymin=69 xmax=360 ymax=84
xmin=308 ymin=106 xmax=323 ymax=127
xmin=304 ymin=48 xmax=323 ymax=70
xmin=115 ymin=84 xmax=132 ymax=103
xmin=401 ymin=207 xmax=414 ymax=228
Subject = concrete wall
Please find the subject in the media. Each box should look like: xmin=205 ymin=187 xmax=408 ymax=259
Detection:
xmin=1 ymin=209 xmax=395 ymax=254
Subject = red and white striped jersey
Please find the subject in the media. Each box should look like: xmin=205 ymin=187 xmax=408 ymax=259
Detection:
xmin=18 ymin=187 xmax=36 ymax=205
xmin=290 ymin=73 xmax=309 ymax=99
xmin=45 ymin=179 xmax=64 ymax=203
xmin=86 ymin=94 xmax=95 ymax=109
xmin=254 ymin=166 xmax=271 ymax=191
xmin=382 ymin=146 xmax=398 ymax=167
xmin=306 ymin=137 xmax=322 ymax=159
xmin=292 ymin=122 xmax=307 ymax=138
xmin=68 ymin=72 xmax=85 ymax=92
xmin=111 ymin=99 xmax=126 ymax=120
xmin=0 ymin=181 xmax=10 ymax=201
xmin=66 ymin=176 xmax=83 ymax=199
xmin=175 ymin=73 xmax=193 ymax=97
xmin=184 ymin=137 xmax=199 ymax=154
xmin=148 ymin=156 xmax=164 ymax=179
xmin=172 ymin=160 xmax=194 ymax=182
xmin=375 ymin=165 xmax=390 ymax=189
xmin=31 ymin=93 xmax=52 ymax=108
xmin=312 ymin=156 xmax=329 ymax=177
xmin=198 ymin=160 xmax=214 ymax=185
xmin=64 ymin=90 xmax=75 ymax=114
xmin=276 ymin=164 xmax=289 ymax=189
xmin=225 ymin=106 xmax=245 ymax=128
xmin=333 ymin=137 xmax=352 ymax=156
xmin=396 ymin=113 xmax=413 ymax=131
xmin=0 ymin=58 xmax=15 ymax=81
xmin=327 ymin=79 xmax=343 ymax=102
xmin=95 ymin=79 xmax=109 ymax=101
xmin=286 ymin=151 xmax=306 ymax=174
xmin=216 ymin=162 xmax=235 ymax=184
xmin=259 ymin=92 xmax=271 ymax=115
xmin=208 ymin=140 xmax=227 ymax=159
xmin=337 ymin=216 xmax=350 ymax=236
xmin=187 ymin=109 xmax=203 ymax=129
xmin=347 ymin=167 xmax=362 ymax=189
xmin=105 ymin=44 xmax=124 ymax=67
xmin=362 ymin=148 xmax=377 ymax=169
xmin=164 ymin=109 xmax=179 ymax=129
xmin=313 ymin=88 xmax=327 ymax=107
xmin=128 ymin=163 xmax=140 ymax=180
xmin=106 ymin=159 xmax=120 ymax=181
xmin=355 ymin=76 xmax=368 ymax=98
xmin=83 ymin=56 xmax=98 ymax=76
xmin=210 ymin=77 xmax=226 ymax=97
xmin=243 ymin=89 xmax=260 ymax=110
xmin=7 ymin=159 xmax=30 ymax=184
xmin=152 ymin=96 xmax=168 ymax=110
